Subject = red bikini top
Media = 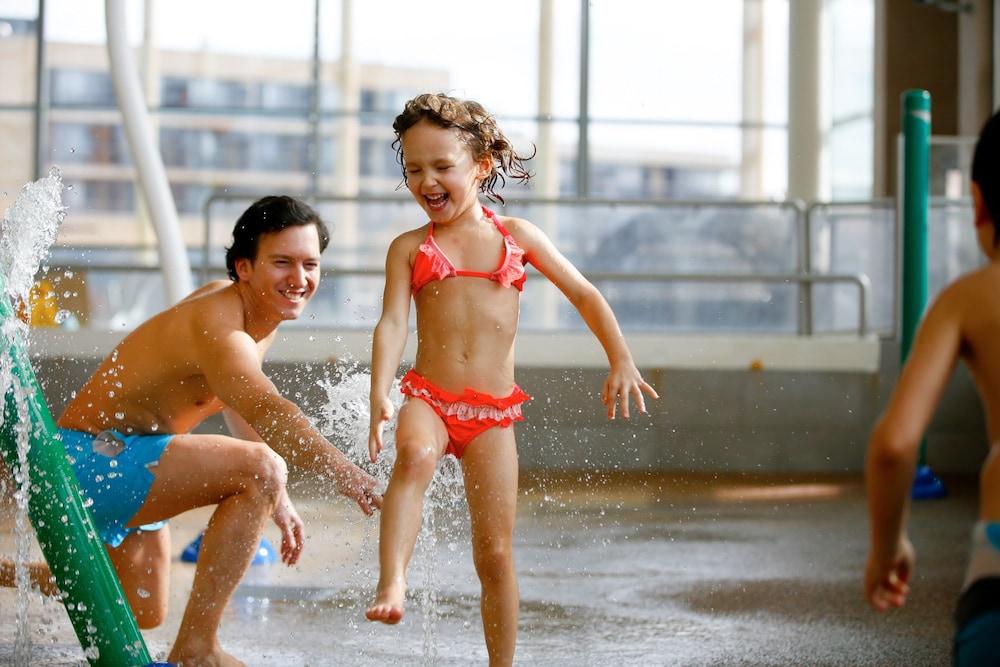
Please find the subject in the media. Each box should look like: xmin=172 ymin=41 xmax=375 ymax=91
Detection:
xmin=411 ymin=207 xmax=527 ymax=293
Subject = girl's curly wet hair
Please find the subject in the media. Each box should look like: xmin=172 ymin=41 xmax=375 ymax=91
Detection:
xmin=392 ymin=93 xmax=534 ymax=205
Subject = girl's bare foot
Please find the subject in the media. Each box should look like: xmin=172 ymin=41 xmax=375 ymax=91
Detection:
xmin=365 ymin=577 xmax=405 ymax=624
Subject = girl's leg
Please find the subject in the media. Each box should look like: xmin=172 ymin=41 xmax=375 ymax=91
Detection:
xmin=461 ymin=425 xmax=519 ymax=667
xmin=367 ymin=398 xmax=448 ymax=623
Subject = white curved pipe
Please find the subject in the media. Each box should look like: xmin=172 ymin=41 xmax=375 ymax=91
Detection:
xmin=105 ymin=0 xmax=192 ymax=304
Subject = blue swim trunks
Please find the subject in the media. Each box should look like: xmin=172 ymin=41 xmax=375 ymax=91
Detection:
xmin=58 ymin=428 xmax=173 ymax=548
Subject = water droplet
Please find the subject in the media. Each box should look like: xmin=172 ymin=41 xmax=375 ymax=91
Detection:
xmin=54 ymin=309 xmax=71 ymax=323
xmin=136 ymin=588 xmax=150 ymax=599
xmin=150 ymin=422 xmax=159 ymax=432
xmin=114 ymin=411 xmax=125 ymax=420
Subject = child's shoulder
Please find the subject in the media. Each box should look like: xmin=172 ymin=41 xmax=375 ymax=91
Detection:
xmin=492 ymin=212 xmax=536 ymax=238
xmin=390 ymin=224 xmax=430 ymax=249
xmin=932 ymin=264 xmax=1000 ymax=318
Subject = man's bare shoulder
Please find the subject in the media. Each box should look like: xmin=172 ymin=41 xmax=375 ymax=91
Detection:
xmin=138 ymin=281 xmax=246 ymax=342
xmin=179 ymin=279 xmax=234 ymax=303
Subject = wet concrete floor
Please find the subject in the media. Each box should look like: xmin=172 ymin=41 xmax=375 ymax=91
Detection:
xmin=0 ymin=471 xmax=977 ymax=665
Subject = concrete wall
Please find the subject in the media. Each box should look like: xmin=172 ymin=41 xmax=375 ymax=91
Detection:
xmin=31 ymin=338 xmax=990 ymax=475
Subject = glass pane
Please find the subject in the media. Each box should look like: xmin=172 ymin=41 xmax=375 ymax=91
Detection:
xmin=0 ymin=109 xmax=35 ymax=208
xmin=588 ymin=122 xmax=741 ymax=199
xmin=349 ymin=0 xmax=552 ymax=119
xmin=590 ymin=0 xmax=743 ymax=124
xmin=809 ymin=202 xmax=894 ymax=334
xmin=829 ymin=0 xmax=874 ymax=122
xmin=830 ymin=118 xmax=873 ymax=200
xmin=0 ymin=2 xmax=39 ymax=106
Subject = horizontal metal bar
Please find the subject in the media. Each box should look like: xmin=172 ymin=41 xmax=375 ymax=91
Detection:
xmin=202 ymin=189 xmax=807 ymax=213
xmin=46 ymin=260 xmax=872 ymax=336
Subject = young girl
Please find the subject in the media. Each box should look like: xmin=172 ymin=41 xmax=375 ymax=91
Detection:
xmin=365 ymin=93 xmax=658 ymax=664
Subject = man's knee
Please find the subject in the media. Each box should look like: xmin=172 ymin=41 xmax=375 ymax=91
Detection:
xmin=244 ymin=442 xmax=287 ymax=503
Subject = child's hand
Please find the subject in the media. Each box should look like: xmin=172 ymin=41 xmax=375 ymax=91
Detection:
xmin=864 ymin=535 xmax=915 ymax=611
xmin=368 ymin=395 xmax=395 ymax=462
xmin=602 ymin=363 xmax=659 ymax=419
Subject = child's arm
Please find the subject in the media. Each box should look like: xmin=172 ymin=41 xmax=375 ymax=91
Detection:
xmin=864 ymin=287 xmax=963 ymax=611
xmin=369 ymin=235 xmax=414 ymax=462
xmin=512 ymin=218 xmax=658 ymax=419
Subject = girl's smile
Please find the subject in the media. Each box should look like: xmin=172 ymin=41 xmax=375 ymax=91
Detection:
xmin=400 ymin=119 xmax=489 ymax=224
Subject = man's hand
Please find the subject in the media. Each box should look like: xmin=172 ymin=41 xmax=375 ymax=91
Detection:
xmin=602 ymin=362 xmax=659 ymax=419
xmin=271 ymin=488 xmax=305 ymax=566
xmin=864 ymin=535 xmax=915 ymax=611
xmin=336 ymin=462 xmax=383 ymax=516
xmin=368 ymin=395 xmax=395 ymax=463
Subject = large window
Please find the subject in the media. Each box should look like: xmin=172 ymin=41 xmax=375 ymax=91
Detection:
xmin=828 ymin=0 xmax=874 ymax=200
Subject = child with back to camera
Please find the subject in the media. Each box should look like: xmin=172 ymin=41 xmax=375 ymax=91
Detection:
xmin=865 ymin=109 xmax=1000 ymax=665
xmin=364 ymin=93 xmax=659 ymax=664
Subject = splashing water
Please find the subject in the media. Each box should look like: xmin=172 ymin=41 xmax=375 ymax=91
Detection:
xmin=0 ymin=169 xmax=66 ymax=666
xmin=0 ymin=168 xmax=66 ymax=307
xmin=315 ymin=364 xmax=466 ymax=664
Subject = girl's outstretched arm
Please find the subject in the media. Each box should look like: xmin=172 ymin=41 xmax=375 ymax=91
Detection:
xmin=369 ymin=234 xmax=415 ymax=462
xmin=509 ymin=217 xmax=658 ymax=419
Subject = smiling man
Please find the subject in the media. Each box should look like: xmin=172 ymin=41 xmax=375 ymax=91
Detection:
xmin=42 ymin=195 xmax=381 ymax=666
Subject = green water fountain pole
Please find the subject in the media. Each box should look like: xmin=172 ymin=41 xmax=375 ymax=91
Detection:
xmin=0 ymin=279 xmax=153 ymax=665
xmin=900 ymin=89 xmax=945 ymax=500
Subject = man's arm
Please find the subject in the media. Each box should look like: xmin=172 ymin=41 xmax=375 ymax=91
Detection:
xmin=195 ymin=313 xmax=380 ymax=514
xmin=865 ymin=286 xmax=963 ymax=610
xmin=222 ymin=406 xmax=305 ymax=565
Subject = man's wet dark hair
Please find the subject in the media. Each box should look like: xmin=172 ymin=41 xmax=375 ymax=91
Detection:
xmin=225 ymin=196 xmax=330 ymax=280
xmin=972 ymin=110 xmax=1000 ymax=244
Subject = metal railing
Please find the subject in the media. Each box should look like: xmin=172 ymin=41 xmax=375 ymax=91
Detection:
xmin=198 ymin=191 xmax=870 ymax=335
xmin=805 ymin=197 xmax=977 ymax=337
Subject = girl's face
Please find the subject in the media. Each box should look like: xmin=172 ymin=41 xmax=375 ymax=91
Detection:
xmin=400 ymin=119 xmax=490 ymax=223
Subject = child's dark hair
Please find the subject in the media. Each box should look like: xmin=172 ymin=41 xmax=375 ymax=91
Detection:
xmin=225 ymin=195 xmax=329 ymax=280
xmin=973 ymin=110 xmax=1000 ymax=244
xmin=392 ymin=93 xmax=534 ymax=205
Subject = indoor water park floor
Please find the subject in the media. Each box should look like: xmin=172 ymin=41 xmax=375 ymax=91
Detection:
xmin=0 ymin=471 xmax=976 ymax=666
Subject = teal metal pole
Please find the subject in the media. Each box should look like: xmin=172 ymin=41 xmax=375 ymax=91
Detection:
xmin=900 ymin=89 xmax=945 ymax=500
xmin=0 ymin=282 xmax=153 ymax=665
xmin=900 ymin=89 xmax=930 ymax=361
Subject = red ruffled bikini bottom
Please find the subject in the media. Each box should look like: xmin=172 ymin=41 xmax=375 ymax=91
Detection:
xmin=399 ymin=369 xmax=531 ymax=458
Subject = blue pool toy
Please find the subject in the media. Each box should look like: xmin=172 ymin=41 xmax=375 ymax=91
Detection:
xmin=911 ymin=464 xmax=946 ymax=500
xmin=181 ymin=532 xmax=277 ymax=565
